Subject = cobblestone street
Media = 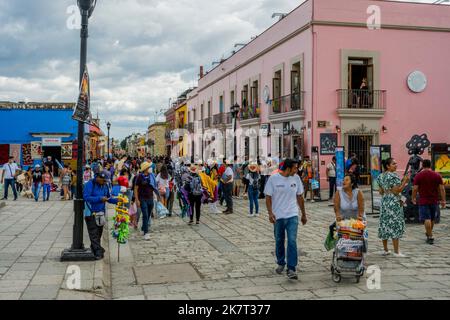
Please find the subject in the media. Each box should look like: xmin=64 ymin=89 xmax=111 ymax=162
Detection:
xmin=108 ymin=194 xmax=450 ymax=300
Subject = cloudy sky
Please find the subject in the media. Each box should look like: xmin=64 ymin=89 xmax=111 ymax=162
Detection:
xmin=0 ymin=0 xmax=445 ymax=140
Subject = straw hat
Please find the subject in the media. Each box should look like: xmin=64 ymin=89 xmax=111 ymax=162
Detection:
xmin=248 ymin=163 xmax=259 ymax=173
xmin=189 ymin=165 xmax=198 ymax=174
xmin=140 ymin=162 xmax=151 ymax=172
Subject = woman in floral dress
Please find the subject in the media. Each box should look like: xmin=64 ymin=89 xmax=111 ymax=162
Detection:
xmin=377 ymin=158 xmax=410 ymax=257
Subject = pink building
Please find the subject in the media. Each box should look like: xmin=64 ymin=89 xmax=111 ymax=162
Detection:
xmin=186 ymin=0 xmax=450 ymax=188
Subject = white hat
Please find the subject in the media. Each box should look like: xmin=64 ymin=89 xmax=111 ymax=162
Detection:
xmin=120 ymin=186 xmax=127 ymax=193
xmin=35 ymin=164 xmax=41 ymax=168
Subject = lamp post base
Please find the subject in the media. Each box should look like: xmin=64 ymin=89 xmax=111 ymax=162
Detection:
xmin=60 ymin=248 xmax=96 ymax=262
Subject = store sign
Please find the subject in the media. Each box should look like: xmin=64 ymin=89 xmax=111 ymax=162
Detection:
xmin=42 ymin=137 xmax=62 ymax=147
xmin=320 ymin=133 xmax=337 ymax=155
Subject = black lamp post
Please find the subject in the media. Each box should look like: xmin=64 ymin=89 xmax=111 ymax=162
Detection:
xmin=107 ymin=121 xmax=111 ymax=159
xmin=230 ymin=103 xmax=240 ymax=159
xmin=61 ymin=0 xmax=97 ymax=262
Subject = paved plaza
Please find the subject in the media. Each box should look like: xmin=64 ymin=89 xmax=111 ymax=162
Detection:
xmin=108 ymin=191 xmax=450 ymax=300
xmin=1 ymin=191 xmax=449 ymax=300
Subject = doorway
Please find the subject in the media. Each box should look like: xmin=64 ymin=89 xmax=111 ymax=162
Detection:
xmin=43 ymin=146 xmax=62 ymax=176
xmin=347 ymin=135 xmax=373 ymax=182
xmin=348 ymin=58 xmax=373 ymax=108
xmin=292 ymin=135 xmax=302 ymax=160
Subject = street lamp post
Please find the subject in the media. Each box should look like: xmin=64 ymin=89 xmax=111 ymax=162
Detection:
xmin=107 ymin=121 xmax=111 ymax=159
xmin=231 ymin=103 xmax=240 ymax=160
xmin=61 ymin=0 xmax=97 ymax=262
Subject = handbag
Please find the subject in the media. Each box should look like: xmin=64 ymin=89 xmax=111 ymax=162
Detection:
xmin=93 ymin=211 xmax=106 ymax=227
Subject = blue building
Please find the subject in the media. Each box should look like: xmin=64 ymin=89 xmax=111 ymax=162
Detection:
xmin=0 ymin=102 xmax=78 ymax=170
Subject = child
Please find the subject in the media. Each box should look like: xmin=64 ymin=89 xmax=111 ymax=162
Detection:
xmin=129 ymin=199 xmax=138 ymax=229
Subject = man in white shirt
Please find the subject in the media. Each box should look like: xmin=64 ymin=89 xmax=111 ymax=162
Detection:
xmin=264 ymin=158 xmax=307 ymax=280
xmin=326 ymin=156 xmax=337 ymax=200
xmin=1 ymin=156 xmax=19 ymax=201
xmin=221 ymin=159 xmax=234 ymax=214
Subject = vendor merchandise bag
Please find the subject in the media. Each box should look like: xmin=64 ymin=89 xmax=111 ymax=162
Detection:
xmin=155 ymin=200 xmax=168 ymax=219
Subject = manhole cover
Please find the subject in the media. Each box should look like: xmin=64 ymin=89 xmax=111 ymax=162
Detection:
xmin=133 ymin=263 xmax=202 ymax=285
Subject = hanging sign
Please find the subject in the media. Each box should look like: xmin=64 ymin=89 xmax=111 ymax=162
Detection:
xmin=72 ymin=66 xmax=92 ymax=124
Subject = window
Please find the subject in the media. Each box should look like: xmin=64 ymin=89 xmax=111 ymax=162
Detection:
xmin=207 ymin=101 xmax=211 ymax=117
xmin=219 ymin=95 xmax=224 ymax=113
xmin=230 ymin=91 xmax=235 ymax=107
xmin=251 ymin=80 xmax=258 ymax=107
xmin=348 ymin=58 xmax=374 ymax=108
xmin=201 ymin=104 xmax=204 ymax=119
xmin=273 ymin=71 xmax=282 ymax=112
xmin=241 ymin=85 xmax=249 ymax=108
xmin=291 ymin=63 xmax=301 ymax=110
xmin=193 ymin=108 xmax=197 ymax=121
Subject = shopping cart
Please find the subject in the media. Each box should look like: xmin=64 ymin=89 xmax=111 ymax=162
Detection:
xmin=330 ymin=222 xmax=366 ymax=283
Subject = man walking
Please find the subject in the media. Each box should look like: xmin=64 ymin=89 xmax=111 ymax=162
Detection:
xmin=412 ymin=159 xmax=446 ymax=245
xmin=264 ymin=159 xmax=307 ymax=280
xmin=222 ymin=159 xmax=234 ymax=214
xmin=134 ymin=162 xmax=160 ymax=240
xmin=1 ymin=156 xmax=19 ymax=201
xmin=326 ymin=156 xmax=337 ymax=200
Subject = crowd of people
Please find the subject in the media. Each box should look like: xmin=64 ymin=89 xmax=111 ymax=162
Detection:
xmin=1 ymin=152 xmax=446 ymax=279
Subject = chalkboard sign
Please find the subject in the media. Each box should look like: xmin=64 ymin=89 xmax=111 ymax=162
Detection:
xmin=320 ymin=133 xmax=337 ymax=155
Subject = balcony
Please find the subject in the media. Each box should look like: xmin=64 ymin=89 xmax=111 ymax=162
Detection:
xmin=203 ymin=117 xmax=211 ymax=128
xmin=269 ymin=93 xmax=305 ymax=122
xmin=240 ymin=103 xmax=260 ymax=124
xmin=337 ymin=89 xmax=386 ymax=119
xmin=212 ymin=112 xmax=232 ymax=126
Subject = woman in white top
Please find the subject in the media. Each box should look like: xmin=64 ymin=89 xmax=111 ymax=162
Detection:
xmin=156 ymin=165 xmax=170 ymax=208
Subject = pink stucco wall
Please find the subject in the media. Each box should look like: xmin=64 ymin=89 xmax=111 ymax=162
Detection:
xmin=313 ymin=0 xmax=450 ymax=184
xmin=187 ymin=0 xmax=450 ymax=188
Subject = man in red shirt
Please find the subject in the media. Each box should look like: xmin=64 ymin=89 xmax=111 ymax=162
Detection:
xmin=412 ymin=159 xmax=446 ymax=245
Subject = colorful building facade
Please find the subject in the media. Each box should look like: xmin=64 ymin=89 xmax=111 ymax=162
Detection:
xmin=186 ymin=0 xmax=450 ymax=188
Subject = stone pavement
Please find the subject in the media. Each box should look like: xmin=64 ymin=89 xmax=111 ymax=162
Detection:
xmin=0 ymin=194 xmax=107 ymax=300
xmin=109 ymin=194 xmax=450 ymax=300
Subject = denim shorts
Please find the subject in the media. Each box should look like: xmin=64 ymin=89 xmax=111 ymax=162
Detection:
xmin=419 ymin=204 xmax=438 ymax=222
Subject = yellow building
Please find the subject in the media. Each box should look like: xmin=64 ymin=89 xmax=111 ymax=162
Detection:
xmin=148 ymin=122 xmax=167 ymax=156
xmin=174 ymin=102 xmax=188 ymax=157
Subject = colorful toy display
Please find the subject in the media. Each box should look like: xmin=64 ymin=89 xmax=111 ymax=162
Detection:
xmin=111 ymin=193 xmax=130 ymax=244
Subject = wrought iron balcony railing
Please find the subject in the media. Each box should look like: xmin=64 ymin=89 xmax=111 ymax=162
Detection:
xmin=337 ymin=89 xmax=386 ymax=110
xmin=270 ymin=92 xmax=305 ymax=114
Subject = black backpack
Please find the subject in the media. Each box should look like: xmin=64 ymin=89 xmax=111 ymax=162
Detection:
xmin=251 ymin=173 xmax=260 ymax=189
xmin=190 ymin=176 xmax=203 ymax=196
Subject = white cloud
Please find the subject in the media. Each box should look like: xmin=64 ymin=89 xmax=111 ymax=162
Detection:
xmin=0 ymin=0 xmax=446 ymax=140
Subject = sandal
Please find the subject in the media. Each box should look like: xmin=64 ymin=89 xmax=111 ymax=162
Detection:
xmin=196 ymin=221 xmax=200 ymax=225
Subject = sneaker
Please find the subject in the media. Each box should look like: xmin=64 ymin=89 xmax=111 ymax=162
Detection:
xmin=275 ymin=265 xmax=285 ymax=274
xmin=378 ymin=250 xmax=391 ymax=256
xmin=248 ymin=213 xmax=254 ymax=217
xmin=188 ymin=220 xmax=194 ymax=225
xmin=392 ymin=252 xmax=407 ymax=258
xmin=255 ymin=213 xmax=260 ymax=217
xmin=196 ymin=221 xmax=200 ymax=225
xmin=427 ymin=238 xmax=435 ymax=245
xmin=143 ymin=233 xmax=150 ymax=240
xmin=287 ymin=269 xmax=298 ymax=280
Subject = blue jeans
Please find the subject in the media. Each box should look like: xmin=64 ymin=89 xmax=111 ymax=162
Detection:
xmin=42 ymin=183 xmax=51 ymax=201
xmin=248 ymin=186 xmax=259 ymax=214
xmin=3 ymin=178 xmax=17 ymax=199
xmin=274 ymin=216 xmax=299 ymax=271
xmin=140 ymin=199 xmax=154 ymax=234
xmin=32 ymin=183 xmax=42 ymax=201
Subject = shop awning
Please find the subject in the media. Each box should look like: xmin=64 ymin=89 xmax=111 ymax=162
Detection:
xmin=89 ymin=125 xmax=104 ymax=136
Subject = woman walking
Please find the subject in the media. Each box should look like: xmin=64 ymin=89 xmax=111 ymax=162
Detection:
xmin=156 ymin=165 xmax=170 ymax=208
xmin=334 ymin=174 xmax=365 ymax=221
xmin=187 ymin=165 xmax=203 ymax=225
xmin=376 ymin=158 xmax=410 ymax=257
xmin=31 ymin=164 xmax=43 ymax=202
xmin=246 ymin=163 xmax=261 ymax=217
xmin=42 ymin=166 xmax=53 ymax=201
xmin=61 ymin=165 xmax=71 ymax=201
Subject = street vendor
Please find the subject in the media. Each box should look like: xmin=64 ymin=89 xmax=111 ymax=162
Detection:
xmin=84 ymin=172 xmax=118 ymax=260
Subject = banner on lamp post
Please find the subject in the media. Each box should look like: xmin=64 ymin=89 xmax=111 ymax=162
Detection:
xmin=72 ymin=66 xmax=92 ymax=124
